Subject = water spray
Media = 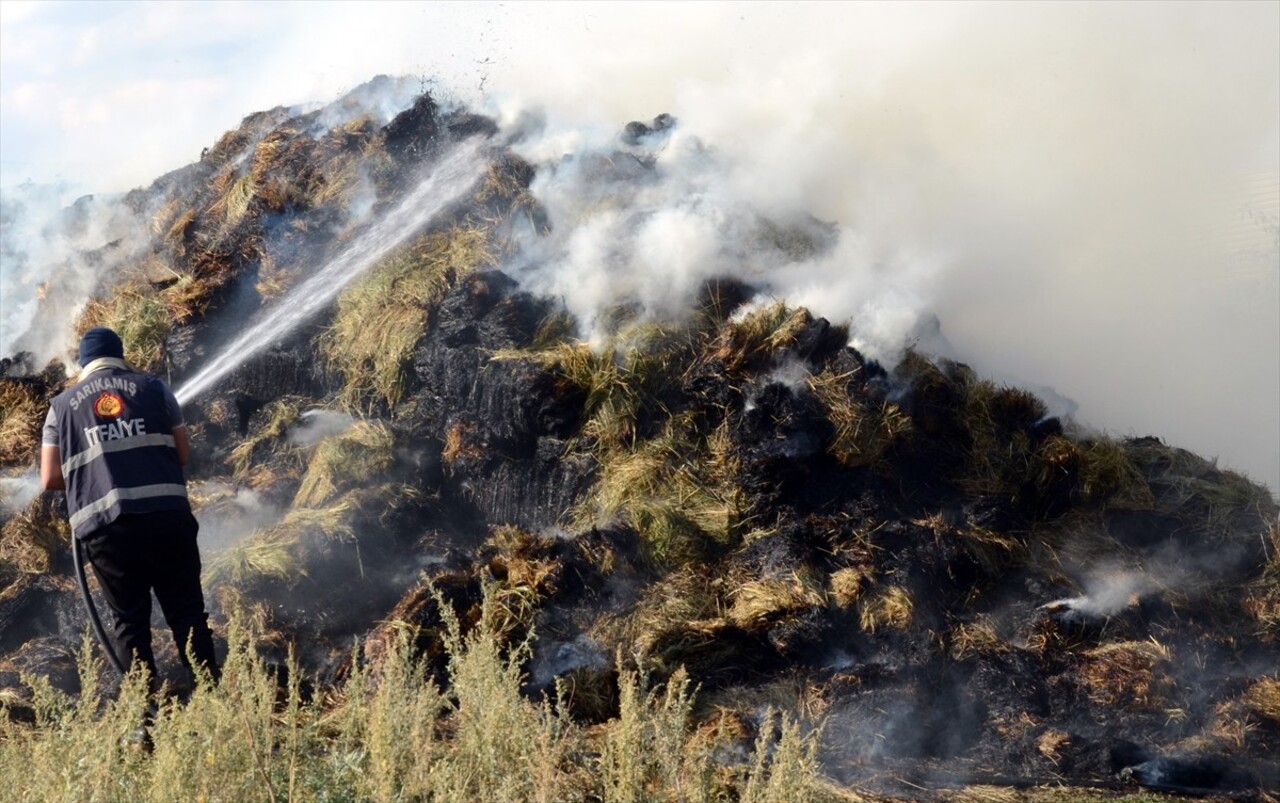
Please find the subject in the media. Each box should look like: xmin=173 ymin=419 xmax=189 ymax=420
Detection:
xmin=175 ymin=139 xmax=488 ymax=405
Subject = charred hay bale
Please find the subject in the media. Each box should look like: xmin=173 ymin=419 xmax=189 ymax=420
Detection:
xmin=728 ymin=519 xmax=838 ymax=580
xmin=724 ymin=561 xmax=836 ymax=661
xmin=965 ymin=650 xmax=1052 ymax=723
xmin=481 ymin=526 xmax=613 ymax=608
xmin=731 ymin=382 xmax=833 ymax=512
xmin=444 ymin=110 xmax=500 ymax=140
xmin=739 ymin=379 xmax=830 ymax=461
xmin=363 ymin=571 xmax=483 ymax=677
xmin=1077 ymin=639 xmax=1176 ymax=712
xmin=405 ymin=282 xmax=603 ymax=532
xmin=620 ymin=113 xmax=676 ymax=147
xmin=637 ymin=618 xmax=780 ymax=689
xmin=203 ymin=107 xmax=295 ymax=170
xmin=712 ymin=303 xmax=835 ymax=377
xmin=203 ymin=480 xmax=426 ymax=649
xmin=550 ymin=663 xmax=619 ymax=725
xmin=892 ymin=352 xmax=970 ymax=445
xmin=322 ymin=229 xmax=498 ymax=413
xmin=696 ymin=276 xmax=757 ymax=322
xmin=437 ymin=271 xmax=553 ymax=351
xmin=0 ymin=637 xmax=81 ymax=706
xmin=209 ymin=340 xmax=334 ymax=429
xmin=806 ymin=365 xmax=909 ymax=470
xmin=0 ymin=378 xmax=48 ymax=468
xmin=383 ymin=93 xmax=441 ymax=166
xmin=416 ymin=330 xmax=581 ymax=451
xmin=820 ymin=676 xmax=988 ymax=768
xmin=0 ymin=574 xmax=82 ymax=655
xmin=0 ymin=494 xmax=71 ymax=576
xmin=439 ymin=426 xmax=595 ymax=532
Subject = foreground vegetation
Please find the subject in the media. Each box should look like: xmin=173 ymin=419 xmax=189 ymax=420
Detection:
xmin=0 ymin=601 xmax=1223 ymax=803
xmin=0 ymin=589 xmax=838 ymax=803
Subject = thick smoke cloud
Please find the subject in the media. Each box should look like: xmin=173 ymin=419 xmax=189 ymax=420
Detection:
xmin=0 ymin=185 xmax=152 ymax=363
xmin=1 ymin=2 xmax=1275 ymax=492
xmin=486 ymin=2 xmax=1279 ymax=491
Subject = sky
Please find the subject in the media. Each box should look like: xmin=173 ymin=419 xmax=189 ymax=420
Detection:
xmin=1 ymin=0 xmax=1277 ymax=493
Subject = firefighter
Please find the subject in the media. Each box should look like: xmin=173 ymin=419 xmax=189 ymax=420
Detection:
xmin=40 ymin=327 xmax=219 ymax=688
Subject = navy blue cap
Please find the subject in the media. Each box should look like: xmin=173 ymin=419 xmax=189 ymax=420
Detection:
xmin=78 ymin=327 xmax=124 ymax=365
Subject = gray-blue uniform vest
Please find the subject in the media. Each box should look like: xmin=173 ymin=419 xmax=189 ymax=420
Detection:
xmin=50 ymin=367 xmax=189 ymax=539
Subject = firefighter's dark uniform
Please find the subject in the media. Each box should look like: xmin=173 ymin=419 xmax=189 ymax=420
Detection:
xmin=43 ymin=353 xmax=218 ymax=685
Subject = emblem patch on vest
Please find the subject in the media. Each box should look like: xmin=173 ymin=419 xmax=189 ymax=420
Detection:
xmin=93 ymin=391 xmax=125 ymax=419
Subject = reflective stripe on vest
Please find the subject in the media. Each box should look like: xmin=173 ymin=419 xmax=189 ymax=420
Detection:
xmin=68 ymin=483 xmax=190 ymax=532
xmin=61 ymin=433 xmax=178 ymax=475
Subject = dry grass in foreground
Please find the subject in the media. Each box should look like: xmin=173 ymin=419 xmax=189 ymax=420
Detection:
xmin=0 ymin=588 xmax=831 ymax=803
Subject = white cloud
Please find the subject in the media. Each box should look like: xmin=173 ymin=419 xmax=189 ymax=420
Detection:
xmin=0 ymin=0 xmax=43 ymax=27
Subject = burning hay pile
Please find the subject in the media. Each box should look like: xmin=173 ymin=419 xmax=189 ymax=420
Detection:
xmin=1 ymin=78 xmax=1278 ymax=799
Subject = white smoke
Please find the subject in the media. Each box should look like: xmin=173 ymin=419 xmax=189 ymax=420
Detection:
xmin=1 ymin=2 xmax=1275 ymax=491
xmin=506 ymin=124 xmax=769 ymax=340
xmin=0 ymin=470 xmax=40 ymax=515
xmin=1046 ymin=567 xmax=1155 ymax=619
xmin=192 ymin=482 xmax=282 ymax=554
xmin=487 ymin=2 xmax=1278 ymax=490
xmin=0 ymin=185 xmax=152 ymax=365
xmin=766 ymin=356 xmax=815 ymax=394
xmin=288 ymin=410 xmax=357 ymax=447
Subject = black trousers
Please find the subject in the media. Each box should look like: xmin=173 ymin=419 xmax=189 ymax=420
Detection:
xmin=80 ymin=508 xmax=219 ymax=686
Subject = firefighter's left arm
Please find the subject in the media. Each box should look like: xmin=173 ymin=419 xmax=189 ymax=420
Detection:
xmin=40 ymin=445 xmax=65 ymax=490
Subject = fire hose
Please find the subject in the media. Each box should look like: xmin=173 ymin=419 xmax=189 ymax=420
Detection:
xmin=71 ymin=535 xmax=128 ymax=676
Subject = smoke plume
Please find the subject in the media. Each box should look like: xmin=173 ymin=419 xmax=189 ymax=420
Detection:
xmin=0 ymin=471 xmax=40 ymax=515
xmin=288 ymin=410 xmax=357 ymax=447
xmin=2 ymin=2 xmax=1275 ymax=490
